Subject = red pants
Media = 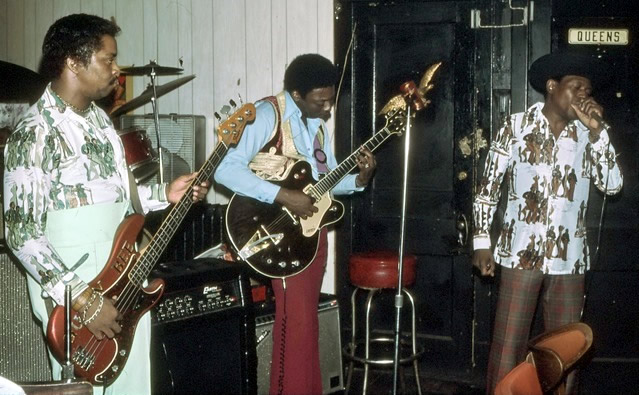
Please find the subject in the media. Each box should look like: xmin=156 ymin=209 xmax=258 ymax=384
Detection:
xmin=486 ymin=266 xmax=585 ymax=394
xmin=269 ymin=230 xmax=328 ymax=395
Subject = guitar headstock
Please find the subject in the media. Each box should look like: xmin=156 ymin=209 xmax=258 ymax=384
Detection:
xmin=382 ymin=108 xmax=408 ymax=137
xmin=215 ymin=101 xmax=256 ymax=146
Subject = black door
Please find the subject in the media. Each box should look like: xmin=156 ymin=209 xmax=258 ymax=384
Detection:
xmin=334 ymin=0 xmax=481 ymax=379
xmin=551 ymin=11 xmax=639 ymax=394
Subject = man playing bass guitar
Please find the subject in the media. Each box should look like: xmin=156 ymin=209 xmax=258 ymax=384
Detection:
xmin=4 ymin=14 xmax=209 ymax=394
xmin=215 ymin=53 xmax=376 ymax=395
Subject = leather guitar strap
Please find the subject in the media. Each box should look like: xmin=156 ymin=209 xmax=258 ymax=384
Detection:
xmin=128 ymin=169 xmax=144 ymax=214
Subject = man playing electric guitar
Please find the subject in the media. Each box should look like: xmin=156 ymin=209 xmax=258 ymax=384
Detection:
xmin=4 ymin=14 xmax=209 ymax=394
xmin=215 ymin=53 xmax=376 ymax=395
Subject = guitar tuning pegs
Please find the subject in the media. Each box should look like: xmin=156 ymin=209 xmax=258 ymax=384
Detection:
xmin=220 ymin=105 xmax=231 ymax=116
xmin=229 ymin=99 xmax=237 ymax=109
xmin=214 ymin=112 xmax=222 ymax=121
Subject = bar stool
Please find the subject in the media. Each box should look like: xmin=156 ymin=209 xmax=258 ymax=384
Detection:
xmin=343 ymin=251 xmax=424 ymax=395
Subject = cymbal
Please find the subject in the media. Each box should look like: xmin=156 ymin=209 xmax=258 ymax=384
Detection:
xmin=120 ymin=61 xmax=183 ymax=76
xmin=111 ymin=74 xmax=196 ymax=117
xmin=0 ymin=60 xmax=48 ymax=103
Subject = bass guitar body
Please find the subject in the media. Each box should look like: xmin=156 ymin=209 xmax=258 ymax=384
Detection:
xmin=46 ymin=214 xmax=164 ymax=385
xmin=226 ymin=161 xmax=344 ymax=278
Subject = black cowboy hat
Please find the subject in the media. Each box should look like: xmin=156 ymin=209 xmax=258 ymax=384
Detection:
xmin=529 ymin=48 xmax=609 ymax=94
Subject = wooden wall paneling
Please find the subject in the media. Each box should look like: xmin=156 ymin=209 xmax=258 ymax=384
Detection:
xmin=245 ymin=0 xmax=273 ymax=102
xmin=286 ymin=0 xmax=319 ymax=62
xmin=177 ymin=0 xmax=193 ymax=115
xmin=23 ymin=0 xmax=37 ymax=71
xmin=116 ymin=2 xmax=144 ymax=69
xmin=191 ymin=0 xmax=215 ymax=199
xmin=212 ymin=0 xmax=247 ymax=129
xmin=317 ymin=0 xmax=334 ymax=62
xmin=34 ymin=0 xmax=53 ymax=69
xmin=0 ymin=0 xmax=7 ymax=60
xmin=115 ymin=0 xmax=145 ymax=106
xmin=142 ymin=0 xmax=158 ymax=115
xmin=157 ymin=0 xmax=180 ymax=115
xmin=6 ymin=0 xmax=24 ymax=65
xmin=271 ymin=0 xmax=287 ymax=93
xmin=53 ymin=0 xmax=80 ymax=22
xmin=210 ymin=0 xmax=248 ymax=204
xmin=80 ymin=0 xmax=104 ymax=17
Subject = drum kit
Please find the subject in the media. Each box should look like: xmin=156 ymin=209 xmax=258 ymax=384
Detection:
xmin=0 ymin=59 xmax=194 ymax=184
xmin=116 ymin=61 xmax=196 ymax=184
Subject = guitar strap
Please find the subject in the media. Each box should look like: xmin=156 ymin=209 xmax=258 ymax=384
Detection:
xmin=128 ymin=168 xmax=144 ymax=214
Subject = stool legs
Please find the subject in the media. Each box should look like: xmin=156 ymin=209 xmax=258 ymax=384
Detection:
xmin=345 ymin=288 xmax=358 ymax=394
xmin=363 ymin=288 xmax=378 ymax=395
xmin=344 ymin=287 xmax=423 ymax=395
xmin=404 ymin=289 xmax=422 ymax=395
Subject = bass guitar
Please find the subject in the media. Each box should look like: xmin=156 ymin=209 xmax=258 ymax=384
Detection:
xmin=46 ymin=102 xmax=255 ymax=385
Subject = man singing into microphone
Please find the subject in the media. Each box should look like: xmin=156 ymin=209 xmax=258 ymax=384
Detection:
xmin=471 ymin=49 xmax=623 ymax=394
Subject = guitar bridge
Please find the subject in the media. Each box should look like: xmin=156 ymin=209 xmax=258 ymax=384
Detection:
xmin=238 ymin=226 xmax=284 ymax=260
xmin=72 ymin=346 xmax=96 ymax=370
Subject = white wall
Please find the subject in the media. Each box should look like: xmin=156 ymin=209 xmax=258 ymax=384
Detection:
xmin=0 ymin=0 xmax=339 ymax=293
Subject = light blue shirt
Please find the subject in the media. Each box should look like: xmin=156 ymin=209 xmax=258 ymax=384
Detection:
xmin=215 ymin=91 xmax=362 ymax=203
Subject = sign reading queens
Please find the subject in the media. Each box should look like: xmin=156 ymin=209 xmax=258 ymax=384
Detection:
xmin=568 ymin=28 xmax=629 ymax=45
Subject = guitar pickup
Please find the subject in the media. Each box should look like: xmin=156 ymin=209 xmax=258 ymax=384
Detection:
xmin=238 ymin=226 xmax=284 ymax=260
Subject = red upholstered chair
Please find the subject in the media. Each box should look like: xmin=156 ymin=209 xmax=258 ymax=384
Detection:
xmin=343 ymin=251 xmax=424 ymax=395
xmin=494 ymin=354 xmax=543 ymax=395
xmin=528 ymin=322 xmax=593 ymax=395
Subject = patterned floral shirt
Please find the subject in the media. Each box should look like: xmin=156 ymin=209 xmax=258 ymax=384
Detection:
xmin=473 ymin=102 xmax=623 ymax=275
xmin=3 ymin=85 xmax=169 ymax=305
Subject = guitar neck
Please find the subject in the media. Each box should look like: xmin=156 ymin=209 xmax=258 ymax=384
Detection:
xmin=131 ymin=142 xmax=229 ymax=282
xmin=308 ymin=123 xmax=398 ymax=199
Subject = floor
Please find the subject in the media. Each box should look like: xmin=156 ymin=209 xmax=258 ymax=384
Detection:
xmin=341 ymin=367 xmax=485 ymax=395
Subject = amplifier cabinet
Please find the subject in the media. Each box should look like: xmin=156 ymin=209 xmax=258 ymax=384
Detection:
xmin=0 ymin=253 xmax=51 ymax=382
xmin=254 ymin=295 xmax=344 ymax=394
xmin=150 ymin=259 xmax=256 ymax=395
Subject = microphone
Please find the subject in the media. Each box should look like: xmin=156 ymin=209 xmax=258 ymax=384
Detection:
xmin=590 ymin=112 xmax=612 ymax=131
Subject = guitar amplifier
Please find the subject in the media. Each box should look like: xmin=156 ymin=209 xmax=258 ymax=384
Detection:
xmin=119 ymin=114 xmax=206 ymax=184
xmin=254 ymin=294 xmax=344 ymax=394
xmin=149 ymin=258 xmax=256 ymax=394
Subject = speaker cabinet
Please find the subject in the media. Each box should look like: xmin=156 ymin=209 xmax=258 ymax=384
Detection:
xmin=119 ymin=114 xmax=206 ymax=183
xmin=254 ymin=295 xmax=344 ymax=394
xmin=0 ymin=253 xmax=51 ymax=382
xmin=150 ymin=259 xmax=256 ymax=395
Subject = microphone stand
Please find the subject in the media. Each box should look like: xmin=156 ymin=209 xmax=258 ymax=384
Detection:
xmin=62 ymin=285 xmax=74 ymax=382
xmin=392 ymin=100 xmax=413 ymax=395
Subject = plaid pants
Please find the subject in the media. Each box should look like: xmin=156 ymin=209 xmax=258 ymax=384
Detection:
xmin=486 ymin=266 xmax=585 ymax=394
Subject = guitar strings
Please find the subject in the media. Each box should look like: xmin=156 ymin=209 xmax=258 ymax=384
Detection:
xmin=77 ymin=146 xmax=229 ymax=375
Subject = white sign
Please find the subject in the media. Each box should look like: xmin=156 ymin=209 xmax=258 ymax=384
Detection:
xmin=568 ymin=28 xmax=629 ymax=45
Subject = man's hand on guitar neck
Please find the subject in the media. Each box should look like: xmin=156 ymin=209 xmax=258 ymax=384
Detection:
xmin=355 ymin=147 xmax=376 ymax=187
xmin=275 ymin=188 xmax=318 ymax=219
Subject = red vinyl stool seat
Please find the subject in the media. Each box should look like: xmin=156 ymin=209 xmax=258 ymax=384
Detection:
xmin=343 ymin=251 xmax=424 ymax=395
xmin=349 ymin=251 xmax=417 ymax=289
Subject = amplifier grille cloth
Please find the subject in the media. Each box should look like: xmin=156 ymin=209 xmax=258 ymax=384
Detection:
xmin=0 ymin=253 xmax=51 ymax=381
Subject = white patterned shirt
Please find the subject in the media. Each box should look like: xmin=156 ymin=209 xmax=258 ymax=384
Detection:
xmin=473 ymin=102 xmax=623 ymax=275
xmin=3 ymin=85 xmax=169 ymax=304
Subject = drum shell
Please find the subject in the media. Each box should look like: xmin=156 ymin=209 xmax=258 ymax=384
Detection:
xmin=118 ymin=128 xmax=159 ymax=183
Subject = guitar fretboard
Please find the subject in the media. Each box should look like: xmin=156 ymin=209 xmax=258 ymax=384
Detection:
xmin=308 ymin=109 xmax=405 ymax=200
xmin=129 ymin=142 xmax=229 ymax=286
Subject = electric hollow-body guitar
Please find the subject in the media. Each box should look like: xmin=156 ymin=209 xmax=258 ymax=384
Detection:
xmin=46 ymin=102 xmax=255 ymax=386
xmin=226 ymin=63 xmax=441 ymax=279
xmin=225 ymin=107 xmax=410 ymax=279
